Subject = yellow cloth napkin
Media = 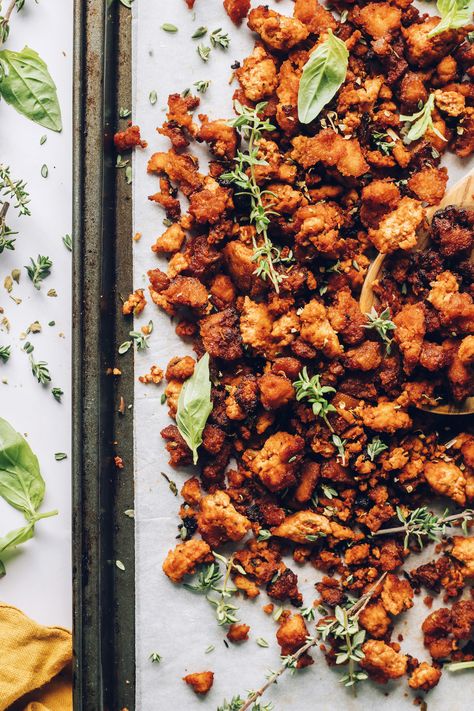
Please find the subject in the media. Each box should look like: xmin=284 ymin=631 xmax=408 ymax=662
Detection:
xmin=0 ymin=602 xmax=72 ymax=711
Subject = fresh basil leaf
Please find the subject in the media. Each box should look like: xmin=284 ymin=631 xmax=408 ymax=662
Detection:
xmin=0 ymin=417 xmax=45 ymax=518
xmin=0 ymin=522 xmax=35 ymax=554
xmin=298 ymin=30 xmax=348 ymax=125
xmin=0 ymin=46 xmax=62 ymax=132
xmin=0 ymin=521 xmax=35 ymax=576
xmin=428 ymin=0 xmax=474 ymax=37
xmin=176 ymin=353 xmax=213 ymax=465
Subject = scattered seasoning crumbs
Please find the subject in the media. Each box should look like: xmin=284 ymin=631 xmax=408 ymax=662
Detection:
xmin=149 ymin=652 xmax=162 ymax=663
xmin=49 ymin=320 xmax=55 ymax=327
xmin=119 ymin=107 xmax=132 ymax=118
xmin=40 ymin=135 xmax=47 ymax=145
xmin=133 ymin=232 xmax=142 ymax=242
xmin=124 ymin=509 xmax=135 ymax=518
xmin=197 ymin=44 xmax=211 ymax=62
xmin=125 ymin=165 xmax=132 ymax=184
xmin=114 ymin=455 xmax=124 ymax=469
xmin=115 ymin=560 xmax=126 ymax=571
xmin=47 ymin=289 xmax=58 ymax=297
xmin=11 ymin=268 xmax=20 ymax=283
xmin=205 ymin=645 xmax=215 ymax=654
xmin=54 ymin=452 xmax=67 ymax=461
xmin=149 ymin=90 xmax=158 ymax=105
xmin=161 ymin=23 xmax=178 ymax=33
xmin=161 ymin=471 xmax=178 ymax=496
xmin=192 ymin=26 xmax=207 ymax=39
xmin=52 ymin=387 xmax=63 ymax=401
xmin=160 ymin=392 xmax=167 ymax=404
xmin=40 ymin=164 xmax=48 ymax=178
xmin=256 ymin=638 xmax=269 ymax=648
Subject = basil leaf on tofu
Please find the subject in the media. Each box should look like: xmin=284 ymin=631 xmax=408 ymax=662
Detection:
xmin=0 ymin=46 xmax=62 ymax=131
xmin=176 ymin=353 xmax=213 ymax=465
xmin=297 ymin=29 xmax=348 ymax=125
xmin=400 ymin=94 xmax=447 ymax=144
xmin=0 ymin=417 xmax=45 ymax=518
xmin=428 ymin=0 xmax=474 ymax=37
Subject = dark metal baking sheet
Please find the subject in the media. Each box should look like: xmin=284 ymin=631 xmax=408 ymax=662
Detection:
xmin=72 ymin=1 xmax=135 ymax=709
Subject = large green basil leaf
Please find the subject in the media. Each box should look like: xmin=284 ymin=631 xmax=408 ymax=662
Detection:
xmin=297 ymin=30 xmax=348 ymax=125
xmin=429 ymin=0 xmax=474 ymax=36
xmin=176 ymin=353 xmax=213 ymax=465
xmin=0 ymin=417 xmax=45 ymax=517
xmin=0 ymin=46 xmax=62 ymax=131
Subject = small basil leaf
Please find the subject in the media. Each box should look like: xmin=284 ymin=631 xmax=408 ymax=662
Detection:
xmin=176 ymin=353 xmax=213 ymax=465
xmin=297 ymin=30 xmax=348 ymax=125
xmin=0 ymin=417 xmax=45 ymax=517
xmin=0 ymin=46 xmax=62 ymax=131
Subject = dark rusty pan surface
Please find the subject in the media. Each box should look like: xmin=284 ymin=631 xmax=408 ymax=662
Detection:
xmin=73 ymin=1 xmax=135 ymax=708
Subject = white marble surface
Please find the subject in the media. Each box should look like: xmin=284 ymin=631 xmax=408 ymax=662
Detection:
xmin=0 ymin=0 xmax=72 ymax=628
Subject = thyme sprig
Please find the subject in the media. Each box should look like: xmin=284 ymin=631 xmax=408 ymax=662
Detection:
xmin=0 ymin=202 xmax=16 ymax=253
xmin=447 ymin=660 xmax=474 ymax=672
xmin=366 ymin=436 xmax=388 ymax=462
xmin=25 ymin=255 xmax=52 ymax=289
xmin=183 ymin=561 xmax=222 ymax=592
xmin=0 ymin=164 xmax=31 ymax=216
xmin=207 ymin=552 xmax=243 ymax=626
xmin=293 ymin=368 xmax=336 ymax=429
xmin=221 ymin=102 xmax=286 ymax=292
xmin=372 ymin=131 xmax=395 ymax=156
xmin=29 ymin=355 xmax=51 ymax=385
xmin=331 ymin=434 xmax=347 ymax=465
xmin=229 ymin=573 xmax=387 ymax=711
xmin=0 ymin=0 xmax=26 ymax=44
xmin=210 ymin=28 xmax=230 ymax=49
xmin=185 ymin=553 xmax=245 ymax=626
xmin=363 ymin=307 xmax=396 ymax=354
xmin=372 ymin=506 xmax=474 ymax=548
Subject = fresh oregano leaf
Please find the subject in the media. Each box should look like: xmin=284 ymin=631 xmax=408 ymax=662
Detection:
xmin=0 ymin=417 xmax=45 ymax=518
xmin=297 ymin=29 xmax=348 ymax=125
xmin=176 ymin=353 xmax=213 ymax=465
xmin=428 ymin=0 xmax=474 ymax=37
xmin=0 ymin=46 xmax=62 ymax=131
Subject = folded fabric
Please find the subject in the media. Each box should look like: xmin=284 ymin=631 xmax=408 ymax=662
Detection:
xmin=0 ymin=602 xmax=72 ymax=711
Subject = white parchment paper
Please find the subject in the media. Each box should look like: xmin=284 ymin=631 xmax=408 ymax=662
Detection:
xmin=132 ymin=2 xmax=472 ymax=708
